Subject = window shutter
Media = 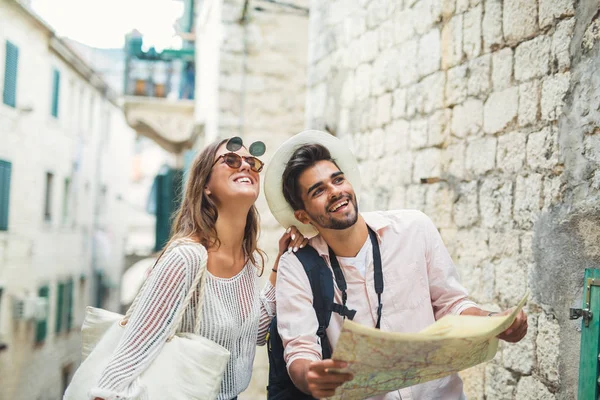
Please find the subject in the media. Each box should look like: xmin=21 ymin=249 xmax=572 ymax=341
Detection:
xmin=154 ymin=168 xmax=183 ymax=252
xmin=51 ymin=68 xmax=60 ymax=118
xmin=154 ymin=173 xmax=170 ymax=252
xmin=94 ymin=271 xmax=104 ymax=308
xmin=35 ymin=285 xmax=50 ymax=344
xmin=66 ymin=278 xmax=74 ymax=330
xmin=0 ymin=160 xmax=11 ymax=231
xmin=3 ymin=41 xmax=19 ymax=108
xmin=55 ymin=282 xmax=64 ymax=333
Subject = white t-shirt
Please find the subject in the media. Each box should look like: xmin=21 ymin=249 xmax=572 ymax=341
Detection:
xmin=337 ymin=237 xmax=372 ymax=277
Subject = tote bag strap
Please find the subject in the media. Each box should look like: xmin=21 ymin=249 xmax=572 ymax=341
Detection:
xmin=122 ymin=240 xmax=182 ymax=323
xmin=168 ymin=242 xmax=208 ymax=340
xmin=121 ymin=240 xmax=209 ymax=341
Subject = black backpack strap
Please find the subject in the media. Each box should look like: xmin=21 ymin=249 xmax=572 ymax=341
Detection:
xmin=328 ymin=227 xmax=384 ymax=328
xmin=295 ymin=246 xmax=334 ymax=360
xmin=328 ymin=247 xmax=358 ymax=322
xmin=368 ymin=227 xmax=384 ymax=329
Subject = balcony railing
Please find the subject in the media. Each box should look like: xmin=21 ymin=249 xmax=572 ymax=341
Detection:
xmin=123 ymin=31 xmax=195 ymax=100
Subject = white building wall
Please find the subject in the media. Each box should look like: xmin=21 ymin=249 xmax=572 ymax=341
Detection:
xmin=195 ymin=0 xmax=223 ymax=145
xmin=0 ymin=1 xmax=136 ymax=399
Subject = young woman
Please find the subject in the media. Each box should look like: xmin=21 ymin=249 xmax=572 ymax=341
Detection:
xmin=90 ymin=138 xmax=307 ymax=400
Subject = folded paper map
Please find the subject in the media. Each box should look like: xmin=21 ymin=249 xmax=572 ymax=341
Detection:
xmin=327 ymin=292 xmax=529 ymax=400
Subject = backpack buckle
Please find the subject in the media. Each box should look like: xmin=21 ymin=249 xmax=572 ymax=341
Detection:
xmin=316 ymin=326 xmax=326 ymax=337
xmin=331 ymin=302 xmax=357 ymax=320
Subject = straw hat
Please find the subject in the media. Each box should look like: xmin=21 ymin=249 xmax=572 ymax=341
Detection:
xmin=264 ymin=130 xmax=361 ymax=237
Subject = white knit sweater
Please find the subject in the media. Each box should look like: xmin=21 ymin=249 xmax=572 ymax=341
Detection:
xmin=89 ymin=241 xmax=276 ymax=400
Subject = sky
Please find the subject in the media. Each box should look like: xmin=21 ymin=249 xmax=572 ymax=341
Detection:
xmin=30 ymin=0 xmax=184 ymax=50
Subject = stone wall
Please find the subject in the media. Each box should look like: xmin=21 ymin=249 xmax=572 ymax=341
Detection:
xmin=306 ymin=0 xmax=600 ymax=398
xmin=196 ymin=0 xmax=309 ymax=397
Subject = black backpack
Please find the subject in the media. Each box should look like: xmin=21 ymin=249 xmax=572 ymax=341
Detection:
xmin=266 ymin=246 xmax=335 ymax=400
xmin=266 ymin=228 xmax=383 ymax=400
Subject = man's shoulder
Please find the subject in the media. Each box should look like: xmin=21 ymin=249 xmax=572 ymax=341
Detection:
xmin=363 ymin=209 xmax=432 ymax=229
xmin=278 ymin=249 xmax=305 ymax=272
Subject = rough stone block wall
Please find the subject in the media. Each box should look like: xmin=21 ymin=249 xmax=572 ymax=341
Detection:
xmin=306 ymin=0 xmax=600 ymax=398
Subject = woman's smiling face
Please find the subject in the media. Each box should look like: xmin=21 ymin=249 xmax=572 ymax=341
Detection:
xmin=205 ymin=143 xmax=261 ymax=206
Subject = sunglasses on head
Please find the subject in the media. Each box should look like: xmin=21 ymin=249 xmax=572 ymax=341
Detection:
xmin=213 ymin=152 xmax=265 ymax=173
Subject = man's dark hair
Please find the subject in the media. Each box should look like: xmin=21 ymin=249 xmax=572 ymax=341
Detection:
xmin=282 ymin=143 xmax=340 ymax=211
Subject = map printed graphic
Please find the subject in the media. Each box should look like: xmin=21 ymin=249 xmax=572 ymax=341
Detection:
xmin=327 ymin=292 xmax=529 ymax=400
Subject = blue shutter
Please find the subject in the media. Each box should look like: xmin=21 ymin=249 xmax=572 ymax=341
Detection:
xmin=0 ymin=160 xmax=11 ymax=231
xmin=51 ymin=68 xmax=60 ymax=118
xmin=3 ymin=41 xmax=19 ymax=108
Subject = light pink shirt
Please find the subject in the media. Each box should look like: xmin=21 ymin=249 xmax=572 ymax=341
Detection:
xmin=276 ymin=210 xmax=477 ymax=400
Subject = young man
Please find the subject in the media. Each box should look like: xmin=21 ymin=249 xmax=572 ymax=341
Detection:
xmin=264 ymin=130 xmax=528 ymax=400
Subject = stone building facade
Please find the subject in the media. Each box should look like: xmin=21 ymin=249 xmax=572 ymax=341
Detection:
xmin=305 ymin=0 xmax=600 ymax=399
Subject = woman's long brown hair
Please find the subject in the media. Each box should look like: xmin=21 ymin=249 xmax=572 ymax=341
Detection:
xmin=161 ymin=138 xmax=265 ymax=275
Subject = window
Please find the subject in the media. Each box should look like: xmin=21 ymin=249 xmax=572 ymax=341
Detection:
xmin=35 ymin=285 xmax=50 ymax=344
xmin=55 ymin=282 xmax=65 ymax=333
xmin=62 ymin=177 xmax=70 ymax=224
xmin=3 ymin=41 xmax=19 ymax=108
xmin=44 ymin=172 xmax=54 ymax=222
xmin=0 ymin=160 xmax=11 ymax=231
xmin=65 ymin=278 xmax=74 ymax=330
xmin=55 ymin=279 xmax=74 ymax=334
xmin=94 ymin=271 xmax=106 ymax=308
xmin=51 ymin=68 xmax=60 ymax=118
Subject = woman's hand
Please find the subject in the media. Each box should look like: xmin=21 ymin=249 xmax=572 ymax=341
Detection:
xmin=278 ymin=226 xmax=309 ymax=257
xmin=270 ymin=226 xmax=309 ymax=286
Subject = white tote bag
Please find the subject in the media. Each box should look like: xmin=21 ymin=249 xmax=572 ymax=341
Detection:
xmin=64 ymin=244 xmax=231 ymax=400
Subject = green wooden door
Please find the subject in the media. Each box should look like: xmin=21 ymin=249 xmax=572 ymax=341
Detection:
xmin=577 ymin=269 xmax=600 ymax=399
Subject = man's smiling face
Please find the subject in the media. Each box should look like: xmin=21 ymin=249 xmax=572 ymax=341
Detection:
xmin=293 ymin=160 xmax=359 ymax=231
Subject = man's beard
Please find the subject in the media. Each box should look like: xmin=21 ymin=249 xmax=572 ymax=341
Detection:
xmin=308 ymin=194 xmax=359 ymax=230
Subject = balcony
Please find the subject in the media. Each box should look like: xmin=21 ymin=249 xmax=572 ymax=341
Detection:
xmin=122 ymin=30 xmax=198 ymax=155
